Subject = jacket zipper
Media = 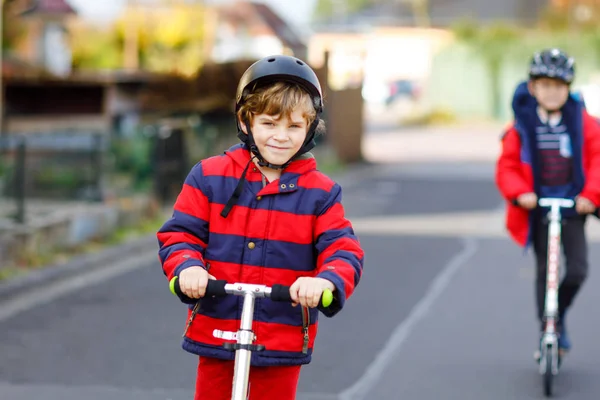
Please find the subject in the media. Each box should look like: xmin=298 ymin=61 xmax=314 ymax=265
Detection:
xmin=301 ymin=305 xmax=310 ymax=354
xmin=183 ymin=302 xmax=200 ymax=337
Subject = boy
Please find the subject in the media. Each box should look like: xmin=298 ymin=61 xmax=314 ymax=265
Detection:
xmin=157 ymin=55 xmax=364 ymax=400
xmin=495 ymin=48 xmax=600 ymax=354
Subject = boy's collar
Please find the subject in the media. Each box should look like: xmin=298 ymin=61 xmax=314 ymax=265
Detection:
xmin=537 ymin=107 xmax=562 ymax=127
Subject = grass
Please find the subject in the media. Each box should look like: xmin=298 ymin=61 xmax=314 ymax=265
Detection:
xmin=0 ymin=267 xmax=23 ymax=281
xmin=104 ymin=213 xmax=165 ymax=246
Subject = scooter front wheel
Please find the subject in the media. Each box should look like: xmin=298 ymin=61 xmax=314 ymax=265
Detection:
xmin=544 ymin=350 xmax=553 ymax=397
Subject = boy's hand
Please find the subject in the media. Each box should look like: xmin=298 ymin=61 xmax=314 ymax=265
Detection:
xmin=179 ymin=266 xmax=215 ymax=299
xmin=290 ymin=277 xmax=335 ymax=308
xmin=517 ymin=192 xmax=538 ymax=209
xmin=576 ymin=196 xmax=596 ymax=215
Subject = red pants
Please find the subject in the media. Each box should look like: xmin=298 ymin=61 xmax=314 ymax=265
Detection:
xmin=194 ymin=357 xmax=301 ymax=400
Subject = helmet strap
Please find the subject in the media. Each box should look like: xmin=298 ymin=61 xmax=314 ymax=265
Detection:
xmin=238 ymin=116 xmax=320 ymax=170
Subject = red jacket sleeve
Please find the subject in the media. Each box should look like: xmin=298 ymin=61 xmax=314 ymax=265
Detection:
xmin=580 ymin=112 xmax=600 ymax=205
xmin=495 ymin=125 xmax=532 ymax=201
xmin=314 ymin=183 xmax=364 ymax=317
xmin=157 ymin=162 xmax=210 ymax=281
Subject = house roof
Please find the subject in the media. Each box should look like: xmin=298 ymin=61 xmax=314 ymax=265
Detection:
xmin=249 ymin=2 xmax=306 ymax=49
xmin=20 ymin=0 xmax=76 ymax=16
xmin=218 ymin=1 xmax=306 ymax=50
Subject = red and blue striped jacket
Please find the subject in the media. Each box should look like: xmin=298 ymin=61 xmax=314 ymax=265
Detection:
xmin=157 ymin=143 xmax=364 ymax=366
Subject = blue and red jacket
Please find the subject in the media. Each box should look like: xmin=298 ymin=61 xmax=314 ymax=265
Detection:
xmin=496 ymin=81 xmax=600 ymax=247
xmin=157 ymin=143 xmax=364 ymax=366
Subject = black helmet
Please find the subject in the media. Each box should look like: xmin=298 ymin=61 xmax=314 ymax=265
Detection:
xmin=529 ymin=48 xmax=575 ymax=84
xmin=236 ymin=55 xmax=323 ymax=113
xmin=235 ymin=55 xmax=324 ymax=169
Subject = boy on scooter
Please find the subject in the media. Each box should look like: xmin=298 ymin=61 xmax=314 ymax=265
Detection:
xmin=496 ymin=48 xmax=600 ymax=354
xmin=157 ymin=55 xmax=364 ymax=400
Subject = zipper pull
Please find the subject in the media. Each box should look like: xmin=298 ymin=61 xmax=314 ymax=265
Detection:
xmin=183 ymin=302 xmax=201 ymax=337
xmin=302 ymin=327 xmax=309 ymax=354
xmin=301 ymin=306 xmax=310 ymax=354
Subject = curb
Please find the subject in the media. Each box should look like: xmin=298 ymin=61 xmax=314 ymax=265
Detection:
xmin=0 ymin=233 xmax=157 ymax=302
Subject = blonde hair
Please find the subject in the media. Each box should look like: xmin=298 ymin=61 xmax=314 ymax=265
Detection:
xmin=237 ymin=81 xmax=317 ymax=126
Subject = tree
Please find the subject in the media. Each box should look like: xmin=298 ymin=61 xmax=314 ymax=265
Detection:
xmin=136 ymin=3 xmax=205 ymax=75
xmin=540 ymin=0 xmax=600 ymax=30
xmin=314 ymin=0 xmax=431 ymax=26
xmin=314 ymin=0 xmax=373 ymax=22
xmin=2 ymin=0 xmax=27 ymax=52
xmin=71 ymin=1 xmax=208 ymax=76
xmin=70 ymin=22 xmax=122 ymax=70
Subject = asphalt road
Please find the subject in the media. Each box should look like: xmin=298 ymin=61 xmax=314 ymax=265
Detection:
xmin=1 ymin=158 xmax=600 ymax=400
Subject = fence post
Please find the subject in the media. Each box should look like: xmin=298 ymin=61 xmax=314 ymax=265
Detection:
xmin=154 ymin=129 xmax=167 ymax=205
xmin=15 ymin=136 xmax=25 ymax=223
xmin=91 ymin=133 xmax=103 ymax=201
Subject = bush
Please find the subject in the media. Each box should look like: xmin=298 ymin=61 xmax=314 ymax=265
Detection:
xmin=109 ymin=132 xmax=153 ymax=191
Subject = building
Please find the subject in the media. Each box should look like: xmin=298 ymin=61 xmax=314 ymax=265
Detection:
xmin=211 ymin=1 xmax=308 ymax=62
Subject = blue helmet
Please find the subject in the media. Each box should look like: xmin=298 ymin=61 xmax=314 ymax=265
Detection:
xmin=529 ymin=49 xmax=575 ymax=84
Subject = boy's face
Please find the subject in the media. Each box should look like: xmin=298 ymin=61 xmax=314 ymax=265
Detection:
xmin=241 ymin=109 xmax=308 ymax=166
xmin=528 ymin=78 xmax=570 ymax=111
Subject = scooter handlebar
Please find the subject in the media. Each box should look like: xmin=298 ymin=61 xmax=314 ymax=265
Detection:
xmin=169 ymin=277 xmax=333 ymax=308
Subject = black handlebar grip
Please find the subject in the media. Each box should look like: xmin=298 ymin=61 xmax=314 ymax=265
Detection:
xmin=270 ymin=284 xmax=293 ymax=303
xmin=204 ymin=279 xmax=228 ymax=297
xmin=170 ymin=277 xmax=228 ymax=303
